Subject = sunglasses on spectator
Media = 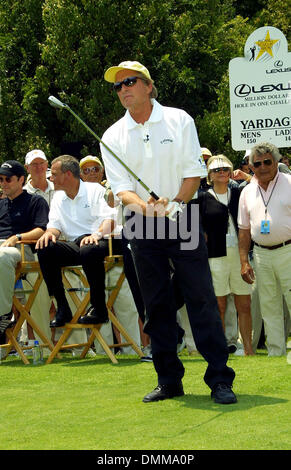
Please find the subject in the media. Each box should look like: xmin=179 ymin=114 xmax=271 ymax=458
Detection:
xmin=253 ymin=159 xmax=273 ymax=168
xmin=0 ymin=176 xmax=12 ymax=183
xmin=82 ymin=166 xmax=101 ymax=175
xmin=113 ymin=76 xmax=143 ymax=92
xmin=211 ymin=167 xmax=230 ymax=173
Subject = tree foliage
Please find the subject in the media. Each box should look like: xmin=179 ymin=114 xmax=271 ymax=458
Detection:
xmin=0 ymin=0 xmax=290 ymax=167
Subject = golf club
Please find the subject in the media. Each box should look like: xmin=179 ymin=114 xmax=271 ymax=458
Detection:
xmin=48 ymin=95 xmax=159 ymax=200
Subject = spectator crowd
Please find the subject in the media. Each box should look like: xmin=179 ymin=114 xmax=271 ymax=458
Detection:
xmin=0 ymin=143 xmax=290 ymax=362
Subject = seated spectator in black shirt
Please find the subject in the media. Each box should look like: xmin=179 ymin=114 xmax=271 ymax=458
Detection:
xmin=0 ymin=160 xmax=49 ymax=339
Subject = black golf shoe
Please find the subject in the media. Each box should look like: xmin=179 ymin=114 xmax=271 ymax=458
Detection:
xmin=143 ymin=382 xmax=184 ymax=403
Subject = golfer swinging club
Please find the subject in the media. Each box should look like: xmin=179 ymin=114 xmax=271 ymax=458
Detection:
xmin=101 ymin=61 xmax=237 ymax=404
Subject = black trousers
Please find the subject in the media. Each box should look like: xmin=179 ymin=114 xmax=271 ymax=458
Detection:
xmin=37 ymin=236 xmax=122 ymax=314
xmin=121 ymin=232 xmax=146 ymax=323
xmin=122 ymin=231 xmax=185 ymax=339
xmin=125 ymin=212 xmax=235 ymax=390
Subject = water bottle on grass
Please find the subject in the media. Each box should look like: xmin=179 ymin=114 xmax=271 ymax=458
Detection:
xmin=32 ymin=340 xmax=43 ymax=365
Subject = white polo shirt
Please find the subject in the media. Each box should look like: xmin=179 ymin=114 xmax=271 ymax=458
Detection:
xmin=100 ymin=99 xmax=206 ymax=201
xmin=47 ymin=180 xmax=116 ymax=241
xmin=238 ymin=171 xmax=291 ymax=245
xmin=24 ymin=179 xmax=55 ymax=207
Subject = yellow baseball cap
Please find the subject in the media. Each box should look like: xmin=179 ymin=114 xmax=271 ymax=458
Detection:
xmin=104 ymin=61 xmax=152 ymax=83
xmin=79 ymin=155 xmax=103 ymax=169
xmin=201 ymin=148 xmax=212 ymax=157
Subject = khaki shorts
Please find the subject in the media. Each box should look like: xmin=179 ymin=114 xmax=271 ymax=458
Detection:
xmin=209 ymin=246 xmax=251 ymax=297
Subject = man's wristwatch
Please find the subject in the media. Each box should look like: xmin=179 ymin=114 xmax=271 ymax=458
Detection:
xmin=15 ymin=234 xmax=22 ymax=241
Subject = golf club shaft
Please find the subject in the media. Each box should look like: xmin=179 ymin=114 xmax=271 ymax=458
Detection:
xmin=60 ymin=103 xmax=159 ymax=200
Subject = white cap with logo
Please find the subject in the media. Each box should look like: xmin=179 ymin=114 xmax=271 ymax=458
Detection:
xmin=25 ymin=149 xmax=47 ymax=165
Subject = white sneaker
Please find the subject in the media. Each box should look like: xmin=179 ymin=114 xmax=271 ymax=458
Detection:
xmin=72 ymin=348 xmax=96 ymax=357
xmin=87 ymin=348 xmax=96 ymax=357
xmin=141 ymin=345 xmax=152 ymax=362
xmin=234 ymin=348 xmax=245 ymax=356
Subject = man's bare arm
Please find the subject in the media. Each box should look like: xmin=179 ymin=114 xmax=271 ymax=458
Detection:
xmin=2 ymin=227 xmax=45 ymax=247
xmin=238 ymin=228 xmax=255 ymax=284
xmin=172 ymin=177 xmax=201 ymax=203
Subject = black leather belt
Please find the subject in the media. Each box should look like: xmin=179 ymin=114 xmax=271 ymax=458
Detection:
xmin=254 ymin=239 xmax=291 ymax=250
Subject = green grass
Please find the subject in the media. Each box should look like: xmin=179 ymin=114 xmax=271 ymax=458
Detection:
xmin=0 ymin=349 xmax=290 ymax=450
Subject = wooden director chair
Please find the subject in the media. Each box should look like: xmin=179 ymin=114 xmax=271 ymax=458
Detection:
xmin=0 ymin=241 xmax=56 ymax=364
xmin=46 ymin=238 xmax=144 ymax=364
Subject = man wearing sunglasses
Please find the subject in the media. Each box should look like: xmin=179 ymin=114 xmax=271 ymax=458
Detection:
xmin=100 ymin=61 xmax=236 ymax=405
xmin=80 ymin=155 xmax=105 ymax=184
xmin=238 ymin=142 xmax=291 ymax=356
xmin=0 ymin=160 xmax=49 ymax=342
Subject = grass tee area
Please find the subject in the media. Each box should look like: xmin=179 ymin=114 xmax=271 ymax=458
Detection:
xmin=0 ymin=348 xmax=290 ymax=451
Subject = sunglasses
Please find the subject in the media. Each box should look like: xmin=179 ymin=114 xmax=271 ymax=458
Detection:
xmin=113 ymin=76 xmax=142 ymax=92
xmin=211 ymin=167 xmax=230 ymax=173
xmin=82 ymin=166 xmax=101 ymax=175
xmin=253 ymin=159 xmax=273 ymax=168
xmin=0 ymin=176 xmax=12 ymax=183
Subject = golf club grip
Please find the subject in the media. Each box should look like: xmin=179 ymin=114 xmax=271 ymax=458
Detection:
xmin=150 ymin=191 xmax=159 ymax=200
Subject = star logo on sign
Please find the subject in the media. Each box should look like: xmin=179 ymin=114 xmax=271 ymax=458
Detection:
xmin=255 ymin=30 xmax=279 ymax=60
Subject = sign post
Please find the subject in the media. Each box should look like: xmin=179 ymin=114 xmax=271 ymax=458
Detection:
xmin=229 ymin=26 xmax=291 ymax=151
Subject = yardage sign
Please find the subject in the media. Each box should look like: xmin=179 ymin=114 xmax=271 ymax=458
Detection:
xmin=229 ymin=26 xmax=291 ymax=150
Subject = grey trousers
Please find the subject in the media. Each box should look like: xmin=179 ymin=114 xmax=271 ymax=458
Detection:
xmin=0 ymin=241 xmax=33 ymax=317
xmin=0 ymin=239 xmax=34 ymax=316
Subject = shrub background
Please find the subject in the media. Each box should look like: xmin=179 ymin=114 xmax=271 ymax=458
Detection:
xmin=0 ymin=0 xmax=290 ymax=168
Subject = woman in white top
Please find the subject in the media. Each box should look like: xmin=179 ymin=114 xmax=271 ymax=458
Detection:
xmin=198 ymin=154 xmax=254 ymax=355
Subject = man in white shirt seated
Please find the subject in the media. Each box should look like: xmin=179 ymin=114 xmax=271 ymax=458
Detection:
xmin=24 ymin=149 xmax=55 ymax=206
xmin=36 ymin=154 xmax=119 ymax=327
xmin=21 ymin=149 xmax=55 ymax=348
